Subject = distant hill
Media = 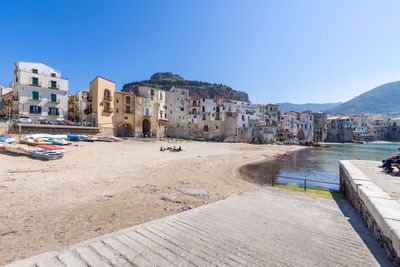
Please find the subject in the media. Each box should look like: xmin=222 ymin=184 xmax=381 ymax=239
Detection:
xmin=122 ymin=72 xmax=249 ymax=102
xmin=277 ymin=102 xmax=342 ymax=113
xmin=326 ymin=81 xmax=400 ymax=115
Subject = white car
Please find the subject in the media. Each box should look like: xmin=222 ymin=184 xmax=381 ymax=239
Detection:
xmin=17 ymin=116 xmax=32 ymax=123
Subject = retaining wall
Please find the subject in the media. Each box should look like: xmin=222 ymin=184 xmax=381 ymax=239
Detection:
xmin=340 ymin=160 xmax=400 ymax=265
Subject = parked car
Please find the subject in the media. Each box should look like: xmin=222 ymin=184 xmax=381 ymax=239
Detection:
xmin=17 ymin=116 xmax=32 ymax=123
xmin=54 ymin=120 xmax=64 ymax=125
xmin=38 ymin=119 xmax=54 ymax=125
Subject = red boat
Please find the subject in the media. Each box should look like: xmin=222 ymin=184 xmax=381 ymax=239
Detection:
xmin=36 ymin=144 xmax=66 ymax=152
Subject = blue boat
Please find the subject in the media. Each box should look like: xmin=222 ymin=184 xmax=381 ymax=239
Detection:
xmin=0 ymin=135 xmax=16 ymax=144
xmin=67 ymin=133 xmax=80 ymax=141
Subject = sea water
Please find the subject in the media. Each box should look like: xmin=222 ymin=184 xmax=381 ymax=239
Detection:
xmin=262 ymin=143 xmax=400 ymax=190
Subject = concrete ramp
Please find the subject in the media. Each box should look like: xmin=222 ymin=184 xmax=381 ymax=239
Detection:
xmin=6 ymin=188 xmax=391 ymax=266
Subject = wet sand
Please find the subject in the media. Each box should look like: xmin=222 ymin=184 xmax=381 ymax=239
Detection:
xmin=0 ymin=140 xmax=301 ymax=264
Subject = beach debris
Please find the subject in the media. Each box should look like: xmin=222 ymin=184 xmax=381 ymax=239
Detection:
xmin=148 ymin=185 xmax=163 ymax=194
xmin=179 ymin=188 xmax=211 ymax=198
xmin=160 ymin=193 xmax=182 ymax=203
xmin=1 ymin=230 xmax=16 ymax=236
xmin=94 ymin=227 xmax=101 ymax=232
xmin=164 ymin=205 xmax=192 ymax=212
xmin=180 ymin=181 xmax=190 ymax=185
xmin=104 ymin=193 xmax=115 ymax=198
xmin=202 ymin=200 xmax=208 ymax=204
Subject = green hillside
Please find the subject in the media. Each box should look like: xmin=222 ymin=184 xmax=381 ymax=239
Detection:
xmin=122 ymin=72 xmax=249 ymax=102
xmin=326 ymin=81 xmax=400 ymax=115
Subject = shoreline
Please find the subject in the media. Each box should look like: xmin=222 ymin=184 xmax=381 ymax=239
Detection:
xmin=235 ymin=146 xmax=307 ymax=185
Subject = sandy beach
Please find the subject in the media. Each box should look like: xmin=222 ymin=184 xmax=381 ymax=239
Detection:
xmin=0 ymin=140 xmax=300 ymax=264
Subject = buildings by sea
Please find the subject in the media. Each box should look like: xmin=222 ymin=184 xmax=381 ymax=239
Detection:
xmin=1 ymin=61 xmax=400 ymax=142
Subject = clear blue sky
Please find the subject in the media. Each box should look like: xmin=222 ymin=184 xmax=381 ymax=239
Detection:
xmin=1 ymin=0 xmax=400 ymax=104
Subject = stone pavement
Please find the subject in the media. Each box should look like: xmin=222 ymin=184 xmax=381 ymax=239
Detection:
xmin=351 ymin=160 xmax=400 ymax=202
xmin=6 ymin=188 xmax=392 ymax=266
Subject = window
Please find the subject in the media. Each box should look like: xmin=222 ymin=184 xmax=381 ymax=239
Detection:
xmin=51 ymin=81 xmax=57 ymax=88
xmin=105 ymin=102 xmax=110 ymax=111
xmin=242 ymin=115 xmax=245 ymax=121
xmin=145 ymin=108 xmax=149 ymax=116
xmin=202 ymin=114 xmax=206 ymax=120
xmin=202 ymin=106 xmax=205 ymax=112
xmin=32 ymin=69 xmax=38 ymax=74
xmin=48 ymin=107 xmax=59 ymax=116
xmin=126 ymin=96 xmax=131 ymax=104
xmin=160 ymin=93 xmax=163 ymax=100
xmin=150 ymin=89 xmax=154 ymax=96
xmin=204 ymin=125 xmax=209 ymax=131
xmin=32 ymin=77 xmax=39 ymax=85
xmin=32 ymin=91 xmax=39 ymax=100
xmin=124 ymin=117 xmax=128 ymax=120
xmin=29 ymin=105 xmax=41 ymax=114
xmin=216 ymin=107 xmax=220 ymax=112
xmin=126 ymin=106 xmax=131 ymax=113
xmin=216 ymin=125 xmax=219 ymax=129
xmin=51 ymin=73 xmax=56 ymax=77
xmin=104 ymin=89 xmax=110 ymax=100
xmin=116 ymin=109 xmax=119 ymax=113
xmin=51 ymin=94 xmax=57 ymax=102
xmin=180 ymin=107 xmax=184 ymax=111
xmin=181 ymin=90 xmax=185 ymax=95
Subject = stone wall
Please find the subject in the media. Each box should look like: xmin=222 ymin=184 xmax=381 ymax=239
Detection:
xmin=340 ymin=161 xmax=400 ymax=266
xmin=8 ymin=123 xmax=100 ymax=136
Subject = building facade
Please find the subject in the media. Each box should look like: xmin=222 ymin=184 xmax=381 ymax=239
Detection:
xmin=10 ymin=62 xmax=68 ymax=122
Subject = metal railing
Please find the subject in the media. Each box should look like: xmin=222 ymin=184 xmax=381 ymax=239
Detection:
xmin=272 ymin=175 xmax=340 ymax=191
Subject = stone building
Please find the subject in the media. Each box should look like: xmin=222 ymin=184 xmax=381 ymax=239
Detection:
xmin=68 ymin=90 xmax=89 ymax=124
xmin=326 ymin=116 xmax=354 ymax=142
xmin=86 ymin=76 xmax=115 ymax=134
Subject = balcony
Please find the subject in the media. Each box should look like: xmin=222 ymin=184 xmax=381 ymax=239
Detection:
xmin=29 ymin=83 xmax=42 ymax=87
xmin=29 ymin=97 xmax=42 ymax=102
xmin=191 ymin=102 xmax=201 ymax=107
xmin=48 ymin=99 xmax=60 ymax=104
xmin=104 ymin=96 xmax=112 ymax=101
xmin=84 ymin=108 xmax=92 ymax=114
xmin=103 ymin=108 xmax=113 ymax=113
xmin=124 ymin=110 xmax=132 ymax=114
xmin=87 ymin=95 xmax=92 ymax=102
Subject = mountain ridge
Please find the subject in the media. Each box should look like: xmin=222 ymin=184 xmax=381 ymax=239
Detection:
xmin=277 ymin=102 xmax=342 ymax=113
xmin=325 ymin=80 xmax=400 ymax=115
xmin=122 ymin=72 xmax=249 ymax=102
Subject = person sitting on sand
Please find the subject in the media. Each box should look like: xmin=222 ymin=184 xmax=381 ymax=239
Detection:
xmin=178 ymin=146 xmax=182 ymax=151
xmin=379 ymin=147 xmax=400 ymax=173
xmin=160 ymin=146 xmax=164 ymax=152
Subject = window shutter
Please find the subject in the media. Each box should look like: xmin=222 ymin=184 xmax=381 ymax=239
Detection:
xmin=38 ymin=106 xmax=41 ymax=114
xmin=30 ymin=106 xmax=33 ymax=113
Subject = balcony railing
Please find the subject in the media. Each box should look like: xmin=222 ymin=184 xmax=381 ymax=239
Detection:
xmin=48 ymin=99 xmax=60 ymax=104
xmin=124 ymin=110 xmax=132 ymax=114
xmin=104 ymin=96 xmax=112 ymax=101
xmin=84 ymin=108 xmax=92 ymax=114
xmin=103 ymin=108 xmax=113 ymax=113
xmin=29 ymin=97 xmax=43 ymax=102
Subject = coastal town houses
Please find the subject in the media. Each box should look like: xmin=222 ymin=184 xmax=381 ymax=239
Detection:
xmin=278 ymin=111 xmax=315 ymax=141
xmin=84 ymin=78 xmax=166 ymax=137
xmin=0 ymin=86 xmax=13 ymax=119
xmin=8 ymin=62 xmax=68 ymax=122
xmin=68 ymin=90 xmax=89 ymax=125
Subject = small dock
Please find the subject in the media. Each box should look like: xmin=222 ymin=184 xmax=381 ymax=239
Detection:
xmin=6 ymin=187 xmax=390 ymax=266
